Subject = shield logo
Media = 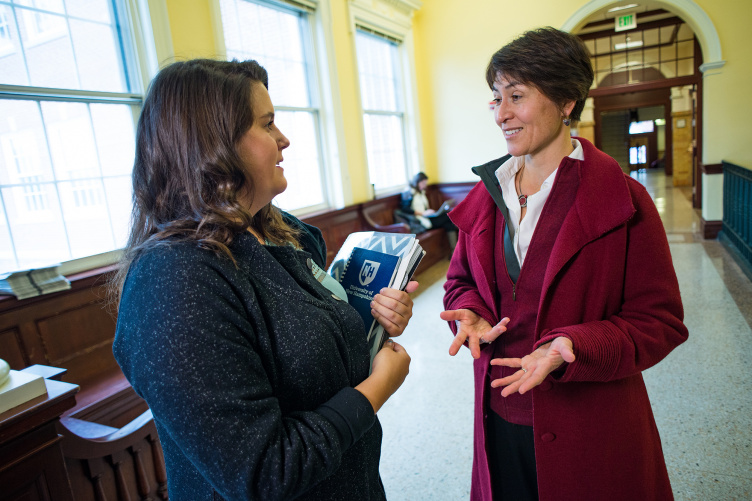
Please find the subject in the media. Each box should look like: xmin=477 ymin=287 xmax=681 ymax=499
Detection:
xmin=359 ymin=260 xmax=380 ymax=286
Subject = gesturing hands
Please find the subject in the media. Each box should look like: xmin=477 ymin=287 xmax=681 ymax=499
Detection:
xmin=440 ymin=309 xmax=510 ymax=359
xmin=490 ymin=336 xmax=575 ymax=396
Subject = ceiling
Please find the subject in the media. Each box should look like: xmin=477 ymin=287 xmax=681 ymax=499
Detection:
xmin=577 ymin=2 xmax=678 ymax=35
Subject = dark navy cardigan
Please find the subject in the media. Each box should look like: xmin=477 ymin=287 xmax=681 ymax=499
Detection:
xmin=113 ymin=214 xmax=383 ymax=500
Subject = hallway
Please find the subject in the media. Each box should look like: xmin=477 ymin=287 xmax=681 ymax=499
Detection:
xmin=378 ymin=170 xmax=752 ymax=500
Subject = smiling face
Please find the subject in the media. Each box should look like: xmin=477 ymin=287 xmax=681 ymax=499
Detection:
xmin=236 ymin=82 xmax=290 ymax=215
xmin=491 ymin=75 xmax=575 ymax=163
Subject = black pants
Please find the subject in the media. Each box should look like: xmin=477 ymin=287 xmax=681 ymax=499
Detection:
xmin=486 ymin=411 xmax=539 ymax=501
xmin=426 ymin=212 xmax=457 ymax=232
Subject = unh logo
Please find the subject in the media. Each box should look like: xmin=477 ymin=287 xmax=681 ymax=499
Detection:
xmin=359 ymin=260 xmax=380 ymax=286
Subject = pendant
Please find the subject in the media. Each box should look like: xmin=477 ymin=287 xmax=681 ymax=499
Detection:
xmin=518 ymin=194 xmax=528 ymax=208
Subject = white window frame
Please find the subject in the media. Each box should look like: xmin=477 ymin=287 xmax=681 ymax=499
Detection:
xmin=348 ymin=0 xmax=422 ymax=196
xmin=211 ymin=0 xmax=350 ymax=210
xmin=0 ymin=0 xmax=161 ymax=276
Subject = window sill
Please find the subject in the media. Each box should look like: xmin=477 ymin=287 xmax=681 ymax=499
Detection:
xmin=0 ymin=263 xmax=118 ymax=313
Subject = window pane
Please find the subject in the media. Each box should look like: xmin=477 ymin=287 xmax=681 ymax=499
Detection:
xmin=0 ymin=99 xmax=55 ymax=185
xmin=643 ymin=28 xmax=659 ymax=46
xmin=644 ymin=47 xmax=659 ymax=66
xmin=660 ymin=62 xmax=675 ymax=79
xmin=356 ymin=31 xmax=408 ymax=191
xmin=220 ymin=0 xmax=309 ymax=107
xmin=1 ymin=183 xmax=70 ymax=269
xmin=0 ymin=4 xmax=29 ymax=85
xmin=219 ymin=0 xmax=326 ymax=212
xmin=1 ymin=2 xmax=129 ymax=92
xmin=0 ymin=199 xmax=16 ymax=270
xmin=595 ymin=37 xmax=610 ymax=55
xmin=363 ymin=114 xmax=406 ymax=190
xmin=19 ymin=7 xmax=79 ymax=88
xmin=0 ymin=0 xmax=137 ymax=273
xmin=0 ymin=98 xmax=136 ymax=270
xmin=595 ymin=55 xmax=610 ymax=74
xmin=103 ymin=175 xmax=131 ymax=248
xmin=70 ymin=18 xmax=125 ymax=91
xmin=90 ymin=103 xmax=136 ymax=176
xmin=16 ymin=1 xmax=65 ymax=14
xmin=356 ymin=31 xmax=400 ymax=112
xmin=273 ymin=110 xmax=325 ymax=210
xmin=65 ymin=0 xmax=113 ymax=23
xmin=58 ymin=178 xmax=118 ymax=258
xmin=677 ymin=58 xmax=693 ymax=77
xmin=41 ymin=101 xmax=100 ymax=180
xmin=660 ymin=44 xmax=676 ymax=62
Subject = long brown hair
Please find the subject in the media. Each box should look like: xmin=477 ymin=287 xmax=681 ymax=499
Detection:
xmin=111 ymin=59 xmax=299 ymax=304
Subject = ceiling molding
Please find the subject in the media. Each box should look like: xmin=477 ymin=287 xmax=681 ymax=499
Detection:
xmin=349 ymin=0 xmax=422 ymax=39
xmin=562 ymin=0 xmax=723 ymax=70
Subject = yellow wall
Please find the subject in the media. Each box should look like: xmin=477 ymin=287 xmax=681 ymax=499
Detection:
xmin=411 ymin=0 xmax=580 ymax=182
xmin=156 ymin=0 xmax=752 ymax=202
xmin=411 ymin=0 xmax=752 ymax=182
xmin=165 ymin=0 xmax=219 ymax=59
xmin=693 ymin=0 xmax=752 ymax=168
xmin=328 ymin=0 xmax=370 ymax=203
xmin=162 ymin=0 xmax=371 ymax=202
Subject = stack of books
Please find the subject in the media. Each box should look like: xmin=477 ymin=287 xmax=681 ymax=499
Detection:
xmin=0 ymin=360 xmax=48 ymax=414
xmin=328 ymin=231 xmax=425 ymax=370
xmin=0 ymin=265 xmax=71 ymax=300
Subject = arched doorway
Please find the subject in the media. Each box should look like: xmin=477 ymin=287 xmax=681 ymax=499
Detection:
xmin=562 ymin=0 xmax=724 ymax=209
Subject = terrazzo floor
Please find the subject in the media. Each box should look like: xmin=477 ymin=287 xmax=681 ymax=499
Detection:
xmin=378 ymin=169 xmax=752 ymax=500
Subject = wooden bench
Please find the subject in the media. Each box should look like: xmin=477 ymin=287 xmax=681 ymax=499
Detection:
xmin=59 ymin=408 xmax=167 ymax=500
xmin=360 ymin=193 xmax=450 ymax=275
xmin=0 ymin=180 xmax=477 ymax=500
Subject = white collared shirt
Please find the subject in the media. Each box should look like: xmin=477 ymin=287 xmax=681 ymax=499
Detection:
xmin=495 ymin=139 xmax=584 ymax=267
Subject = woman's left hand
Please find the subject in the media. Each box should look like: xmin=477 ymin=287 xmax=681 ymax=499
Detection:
xmin=371 ymin=281 xmax=419 ymax=337
xmin=490 ymin=336 xmax=575 ymax=397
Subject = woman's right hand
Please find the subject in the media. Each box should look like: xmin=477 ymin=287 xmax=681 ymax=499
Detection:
xmin=355 ymin=340 xmax=410 ymax=413
xmin=440 ymin=309 xmax=509 ymax=359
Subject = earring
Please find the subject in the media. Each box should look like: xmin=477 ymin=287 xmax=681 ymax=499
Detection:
xmin=563 ymin=117 xmax=571 ymax=126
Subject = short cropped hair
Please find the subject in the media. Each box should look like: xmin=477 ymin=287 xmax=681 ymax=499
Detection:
xmin=485 ymin=27 xmax=594 ymax=121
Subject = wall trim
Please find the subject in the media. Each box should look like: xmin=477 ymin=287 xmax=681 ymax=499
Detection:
xmin=561 ymin=0 xmax=723 ymax=71
xmin=701 ymin=163 xmax=723 ymax=175
xmin=701 ymin=218 xmax=722 ymax=239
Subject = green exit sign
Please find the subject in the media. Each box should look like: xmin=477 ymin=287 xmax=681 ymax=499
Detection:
xmin=615 ymin=13 xmax=636 ymax=32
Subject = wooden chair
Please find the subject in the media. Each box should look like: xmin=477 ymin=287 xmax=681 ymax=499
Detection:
xmin=58 ymin=408 xmax=168 ymax=501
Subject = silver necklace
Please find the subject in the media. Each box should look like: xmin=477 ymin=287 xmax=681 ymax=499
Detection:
xmin=516 ymin=165 xmax=528 ymax=208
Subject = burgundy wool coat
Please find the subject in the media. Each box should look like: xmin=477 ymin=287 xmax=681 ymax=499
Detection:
xmin=444 ymin=138 xmax=688 ymax=501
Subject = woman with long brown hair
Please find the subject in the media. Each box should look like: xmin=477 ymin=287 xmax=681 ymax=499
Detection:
xmin=112 ymin=59 xmax=416 ymax=500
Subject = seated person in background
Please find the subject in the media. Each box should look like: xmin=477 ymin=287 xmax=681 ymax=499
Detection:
xmin=401 ymin=172 xmax=458 ymax=249
xmin=112 ymin=58 xmax=418 ymax=501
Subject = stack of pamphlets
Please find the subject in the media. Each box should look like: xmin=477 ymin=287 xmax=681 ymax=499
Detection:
xmin=0 ymin=361 xmax=48 ymax=414
xmin=0 ymin=265 xmax=71 ymax=300
xmin=328 ymin=232 xmax=425 ymax=370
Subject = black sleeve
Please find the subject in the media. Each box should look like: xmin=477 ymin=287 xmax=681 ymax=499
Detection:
xmin=113 ymin=247 xmax=374 ymax=500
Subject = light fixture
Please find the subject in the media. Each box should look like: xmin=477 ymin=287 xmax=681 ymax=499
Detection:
xmin=654 ymin=118 xmax=666 ymax=126
xmin=608 ymin=4 xmax=639 ymax=13
xmin=614 ymin=40 xmax=644 ymax=50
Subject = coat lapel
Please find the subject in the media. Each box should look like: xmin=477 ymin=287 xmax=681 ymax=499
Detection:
xmin=451 ymin=184 xmax=499 ymax=316
xmin=542 ymin=139 xmax=636 ymax=299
